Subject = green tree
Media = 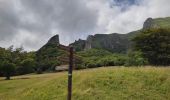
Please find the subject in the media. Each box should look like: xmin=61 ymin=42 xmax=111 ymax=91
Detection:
xmin=132 ymin=29 xmax=170 ymax=65
xmin=1 ymin=62 xmax=16 ymax=80
xmin=0 ymin=63 xmax=2 ymax=76
xmin=0 ymin=47 xmax=12 ymax=76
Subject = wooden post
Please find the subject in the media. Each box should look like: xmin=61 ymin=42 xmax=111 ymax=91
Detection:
xmin=57 ymin=44 xmax=74 ymax=100
xmin=68 ymin=46 xmax=73 ymax=100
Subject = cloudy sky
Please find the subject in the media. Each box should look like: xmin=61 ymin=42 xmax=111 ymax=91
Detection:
xmin=0 ymin=0 xmax=170 ymax=51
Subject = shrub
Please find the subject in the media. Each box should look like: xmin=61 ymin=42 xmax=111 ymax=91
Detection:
xmin=125 ymin=51 xmax=148 ymax=66
xmin=78 ymin=53 xmax=127 ymax=68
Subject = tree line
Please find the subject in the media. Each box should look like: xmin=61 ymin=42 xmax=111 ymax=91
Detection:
xmin=0 ymin=46 xmax=36 ymax=79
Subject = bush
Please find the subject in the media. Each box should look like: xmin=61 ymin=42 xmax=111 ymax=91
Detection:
xmin=98 ymin=57 xmax=115 ymax=66
xmin=78 ymin=53 xmax=127 ymax=68
xmin=114 ymin=56 xmax=127 ymax=66
xmin=98 ymin=54 xmax=127 ymax=66
xmin=125 ymin=51 xmax=148 ymax=66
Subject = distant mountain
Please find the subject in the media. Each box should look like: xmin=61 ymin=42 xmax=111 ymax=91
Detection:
xmin=70 ymin=17 xmax=170 ymax=53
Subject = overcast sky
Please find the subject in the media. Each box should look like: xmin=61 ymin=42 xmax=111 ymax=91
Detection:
xmin=0 ymin=0 xmax=170 ymax=51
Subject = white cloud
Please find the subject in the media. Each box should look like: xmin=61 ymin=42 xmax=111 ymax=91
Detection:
xmin=90 ymin=0 xmax=170 ymax=34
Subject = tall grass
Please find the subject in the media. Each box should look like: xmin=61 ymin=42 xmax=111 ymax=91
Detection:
xmin=0 ymin=67 xmax=170 ymax=100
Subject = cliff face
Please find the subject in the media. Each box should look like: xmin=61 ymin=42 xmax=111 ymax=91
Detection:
xmin=84 ymin=33 xmax=130 ymax=53
xmin=70 ymin=32 xmax=138 ymax=53
xmin=71 ymin=33 xmax=133 ymax=53
xmin=143 ymin=17 xmax=170 ymax=30
xmin=85 ymin=35 xmax=93 ymax=50
xmin=143 ymin=18 xmax=159 ymax=30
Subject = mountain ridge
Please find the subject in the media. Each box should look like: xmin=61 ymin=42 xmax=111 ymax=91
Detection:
xmin=70 ymin=17 xmax=170 ymax=53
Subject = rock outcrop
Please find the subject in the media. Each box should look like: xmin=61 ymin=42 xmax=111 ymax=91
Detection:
xmin=143 ymin=18 xmax=159 ymax=30
xmin=69 ymin=39 xmax=86 ymax=51
xmin=46 ymin=34 xmax=60 ymax=45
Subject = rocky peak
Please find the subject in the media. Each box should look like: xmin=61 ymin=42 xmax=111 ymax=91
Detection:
xmin=47 ymin=34 xmax=60 ymax=45
xmin=143 ymin=17 xmax=159 ymax=30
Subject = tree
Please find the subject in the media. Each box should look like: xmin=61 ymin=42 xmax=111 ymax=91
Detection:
xmin=0 ymin=63 xmax=3 ymax=76
xmin=0 ymin=47 xmax=12 ymax=76
xmin=132 ymin=28 xmax=170 ymax=65
xmin=1 ymin=62 xmax=15 ymax=80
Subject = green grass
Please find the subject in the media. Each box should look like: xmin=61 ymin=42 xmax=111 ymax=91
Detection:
xmin=155 ymin=17 xmax=170 ymax=29
xmin=0 ymin=67 xmax=170 ymax=100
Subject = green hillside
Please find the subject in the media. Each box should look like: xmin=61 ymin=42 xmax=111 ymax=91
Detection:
xmin=154 ymin=17 xmax=170 ymax=29
xmin=0 ymin=67 xmax=170 ymax=100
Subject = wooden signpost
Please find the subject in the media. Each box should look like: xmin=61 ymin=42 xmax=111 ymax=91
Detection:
xmin=68 ymin=46 xmax=73 ymax=100
xmin=57 ymin=44 xmax=73 ymax=100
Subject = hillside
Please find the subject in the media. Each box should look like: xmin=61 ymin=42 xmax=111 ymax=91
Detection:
xmin=70 ymin=17 xmax=170 ymax=53
xmin=155 ymin=17 xmax=170 ymax=28
xmin=0 ymin=67 xmax=170 ymax=100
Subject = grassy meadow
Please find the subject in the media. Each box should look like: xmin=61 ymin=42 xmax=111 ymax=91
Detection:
xmin=0 ymin=67 xmax=170 ymax=100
